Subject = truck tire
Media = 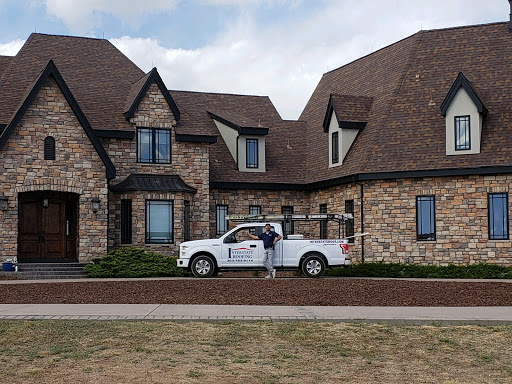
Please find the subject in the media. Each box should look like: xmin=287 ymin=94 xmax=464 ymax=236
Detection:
xmin=191 ymin=255 xmax=215 ymax=278
xmin=301 ymin=254 xmax=326 ymax=278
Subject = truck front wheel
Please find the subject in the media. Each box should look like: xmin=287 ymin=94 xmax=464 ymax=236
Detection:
xmin=301 ymin=254 xmax=326 ymax=278
xmin=191 ymin=255 xmax=216 ymax=278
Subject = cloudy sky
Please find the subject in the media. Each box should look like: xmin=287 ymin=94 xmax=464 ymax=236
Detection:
xmin=0 ymin=0 xmax=508 ymax=119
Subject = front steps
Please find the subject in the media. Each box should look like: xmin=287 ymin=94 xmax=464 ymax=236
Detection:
xmin=0 ymin=262 xmax=89 ymax=280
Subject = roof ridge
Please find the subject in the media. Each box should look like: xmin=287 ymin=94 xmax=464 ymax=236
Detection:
xmin=170 ymin=89 xmax=270 ymax=99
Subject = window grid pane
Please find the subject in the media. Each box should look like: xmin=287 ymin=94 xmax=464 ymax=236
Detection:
xmin=146 ymin=200 xmax=173 ymax=243
xmin=332 ymin=132 xmax=339 ymax=163
xmin=246 ymin=139 xmax=258 ymax=168
xmin=416 ymin=196 xmax=435 ymax=241
xmin=455 ymin=116 xmax=470 ymax=151
xmin=249 ymin=205 xmax=261 ymax=234
xmin=489 ymin=193 xmax=509 ymax=240
xmin=319 ymin=204 xmax=327 ymax=239
xmin=282 ymin=206 xmax=294 ymax=237
xmin=137 ymin=128 xmax=171 ymax=164
xmin=345 ymin=200 xmax=355 ymax=243
xmin=216 ymin=205 xmax=228 ymax=235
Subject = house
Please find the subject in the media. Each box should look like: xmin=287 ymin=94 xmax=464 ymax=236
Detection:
xmin=1 ymin=11 xmax=512 ymax=266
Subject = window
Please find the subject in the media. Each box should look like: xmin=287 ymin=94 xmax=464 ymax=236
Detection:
xmin=44 ymin=136 xmax=55 ymax=160
xmin=137 ymin=128 xmax=171 ymax=163
xmin=216 ymin=205 xmax=228 ymax=236
xmin=246 ymin=139 xmax=259 ymax=168
xmin=249 ymin=205 xmax=261 ymax=234
xmin=121 ymin=199 xmax=132 ymax=244
xmin=488 ymin=193 xmax=509 ymax=240
xmin=282 ymin=206 xmax=294 ymax=237
xmin=345 ymin=200 xmax=355 ymax=243
xmin=416 ymin=196 xmax=436 ymax=241
xmin=332 ymin=131 xmax=339 ymax=164
xmin=145 ymin=200 xmax=173 ymax=243
xmin=184 ymin=200 xmax=191 ymax=242
xmin=455 ymin=116 xmax=470 ymax=151
xmin=319 ymin=204 xmax=328 ymax=239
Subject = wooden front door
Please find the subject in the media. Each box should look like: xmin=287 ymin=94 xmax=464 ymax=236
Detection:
xmin=18 ymin=192 xmax=78 ymax=262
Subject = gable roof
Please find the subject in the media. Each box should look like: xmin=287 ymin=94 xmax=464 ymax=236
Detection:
xmin=0 ymin=33 xmax=145 ymax=132
xmin=0 ymin=60 xmax=116 ymax=179
xmin=124 ymin=67 xmax=181 ymax=121
xmin=323 ymin=94 xmax=373 ymax=132
xmin=300 ymin=22 xmax=512 ymax=185
xmin=207 ymin=109 xmax=269 ymax=135
xmin=440 ymin=72 xmax=488 ymax=117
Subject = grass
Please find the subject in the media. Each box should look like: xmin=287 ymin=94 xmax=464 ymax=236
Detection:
xmin=327 ymin=262 xmax=512 ymax=279
xmin=1 ymin=320 xmax=511 ymax=383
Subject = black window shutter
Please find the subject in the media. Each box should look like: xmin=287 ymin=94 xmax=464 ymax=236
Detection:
xmin=121 ymin=199 xmax=132 ymax=244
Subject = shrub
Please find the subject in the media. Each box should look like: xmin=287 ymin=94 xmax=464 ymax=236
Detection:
xmin=326 ymin=262 xmax=512 ymax=279
xmin=85 ymin=247 xmax=186 ymax=278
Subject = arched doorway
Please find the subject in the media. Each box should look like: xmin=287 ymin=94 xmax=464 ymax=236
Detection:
xmin=18 ymin=191 xmax=78 ymax=262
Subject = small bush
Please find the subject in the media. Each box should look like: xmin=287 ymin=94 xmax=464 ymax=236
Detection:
xmin=327 ymin=262 xmax=512 ymax=279
xmin=85 ymin=247 xmax=186 ymax=278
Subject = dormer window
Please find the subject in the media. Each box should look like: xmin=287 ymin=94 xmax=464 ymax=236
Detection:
xmin=441 ymin=73 xmax=487 ymax=156
xmin=246 ymin=138 xmax=259 ymax=168
xmin=208 ymin=110 xmax=267 ymax=173
xmin=331 ymin=132 xmax=339 ymax=164
xmin=454 ymin=115 xmax=470 ymax=151
xmin=323 ymin=94 xmax=372 ymax=168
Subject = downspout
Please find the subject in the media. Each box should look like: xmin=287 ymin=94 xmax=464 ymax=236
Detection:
xmin=360 ymin=182 xmax=365 ymax=263
xmin=107 ymin=179 xmax=111 ymax=252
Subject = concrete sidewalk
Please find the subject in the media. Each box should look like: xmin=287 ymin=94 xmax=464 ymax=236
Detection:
xmin=1 ymin=304 xmax=511 ymax=325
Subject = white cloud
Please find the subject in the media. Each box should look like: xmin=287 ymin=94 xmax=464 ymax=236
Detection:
xmin=0 ymin=39 xmax=25 ymax=56
xmin=44 ymin=0 xmax=180 ymax=34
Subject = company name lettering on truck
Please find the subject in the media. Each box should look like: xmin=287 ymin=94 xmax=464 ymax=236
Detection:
xmin=227 ymin=247 xmax=254 ymax=263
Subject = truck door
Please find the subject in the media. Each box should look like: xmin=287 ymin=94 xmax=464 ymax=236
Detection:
xmin=220 ymin=227 xmax=261 ymax=267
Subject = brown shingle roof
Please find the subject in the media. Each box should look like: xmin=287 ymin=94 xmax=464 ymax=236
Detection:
xmin=0 ymin=33 xmax=145 ymax=130
xmin=0 ymin=56 xmax=13 ymax=78
xmin=301 ymin=22 xmax=512 ymax=183
xmin=171 ymin=90 xmax=307 ymax=184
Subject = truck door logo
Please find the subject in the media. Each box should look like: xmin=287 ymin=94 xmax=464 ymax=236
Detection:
xmin=228 ymin=247 xmax=254 ymax=262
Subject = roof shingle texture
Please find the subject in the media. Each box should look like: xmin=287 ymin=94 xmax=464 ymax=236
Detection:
xmin=300 ymin=22 xmax=512 ymax=183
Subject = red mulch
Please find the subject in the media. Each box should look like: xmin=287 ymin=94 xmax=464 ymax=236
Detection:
xmin=1 ymin=276 xmax=511 ymax=306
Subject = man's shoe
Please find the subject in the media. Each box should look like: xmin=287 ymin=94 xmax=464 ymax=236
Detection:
xmin=272 ymin=269 xmax=276 ymax=278
xmin=265 ymin=274 xmax=272 ymax=279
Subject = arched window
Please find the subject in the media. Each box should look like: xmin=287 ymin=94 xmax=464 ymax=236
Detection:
xmin=44 ymin=136 xmax=55 ymax=160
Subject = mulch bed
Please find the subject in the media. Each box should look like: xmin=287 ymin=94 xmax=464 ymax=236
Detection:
xmin=1 ymin=277 xmax=512 ymax=306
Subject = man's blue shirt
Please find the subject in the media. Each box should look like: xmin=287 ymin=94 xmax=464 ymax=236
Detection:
xmin=259 ymin=231 xmax=279 ymax=249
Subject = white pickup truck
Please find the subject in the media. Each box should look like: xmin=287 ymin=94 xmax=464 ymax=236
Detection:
xmin=177 ymin=222 xmax=350 ymax=278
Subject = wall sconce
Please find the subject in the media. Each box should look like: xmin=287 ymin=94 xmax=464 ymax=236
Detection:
xmin=91 ymin=197 xmax=100 ymax=213
xmin=0 ymin=193 xmax=8 ymax=211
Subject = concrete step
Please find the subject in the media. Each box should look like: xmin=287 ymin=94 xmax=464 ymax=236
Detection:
xmin=1 ymin=262 xmax=89 ymax=280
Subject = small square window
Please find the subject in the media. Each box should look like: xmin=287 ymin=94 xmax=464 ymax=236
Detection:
xmin=137 ymin=128 xmax=171 ymax=164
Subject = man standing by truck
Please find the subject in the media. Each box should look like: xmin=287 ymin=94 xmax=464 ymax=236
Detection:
xmin=247 ymin=224 xmax=282 ymax=278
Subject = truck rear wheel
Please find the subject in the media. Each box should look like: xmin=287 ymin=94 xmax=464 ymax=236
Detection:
xmin=191 ymin=255 xmax=215 ymax=278
xmin=301 ymin=254 xmax=326 ymax=278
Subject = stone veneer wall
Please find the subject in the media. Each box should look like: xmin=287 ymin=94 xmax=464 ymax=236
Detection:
xmin=0 ymin=77 xmax=109 ymax=261
xmin=105 ymin=82 xmax=210 ymax=255
xmin=210 ymin=189 xmax=310 ymax=237
xmin=362 ymin=175 xmax=512 ymax=266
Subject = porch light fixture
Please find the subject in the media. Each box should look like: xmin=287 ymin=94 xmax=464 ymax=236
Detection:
xmin=43 ymin=198 xmax=49 ymax=208
xmin=91 ymin=197 xmax=100 ymax=213
xmin=0 ymin=193 xmax=8 ymax=211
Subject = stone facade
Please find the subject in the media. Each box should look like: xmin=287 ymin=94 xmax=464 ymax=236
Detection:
xmin=0 ymin=77 xmax=109 ymax=261
xmin=105 ymin=82 xmax=210 ymax=255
